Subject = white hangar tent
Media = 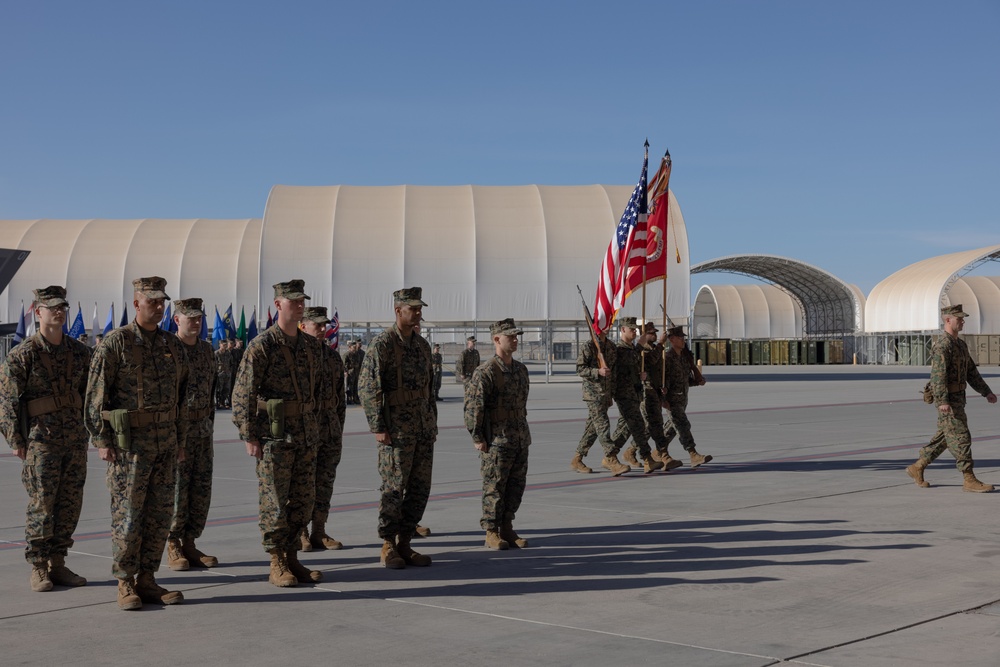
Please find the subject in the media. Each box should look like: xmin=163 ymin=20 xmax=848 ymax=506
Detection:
xmin=259 ymin=185 xmax=691 ymax=328
xmin=0 ymin=186 xmax=692 ymax=335
xmin=865 ymin=244 xmax=1000 ymax=333
xmin=692 ymin=284 xmax=805 ymax=339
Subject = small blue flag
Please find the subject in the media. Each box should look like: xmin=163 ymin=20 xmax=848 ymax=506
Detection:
xmin=68 ymin=304 xmax=86 ymax=339
xmin=13 ymin=302 xmax=26 ymax=345
xmin=159 ymin=302 xmax=172 ymax=331
xmin=103 ymin=303 xmax=115 ymax=335
xmin=247 ymin=307 xmax=258 ymax=342
xmin=200 ymin=310 xmax=208 ymax=340
xmin=212 ymin=306 xmax=226 ymax=348
xmin=119 ymin=302 xmax=128 ymax=327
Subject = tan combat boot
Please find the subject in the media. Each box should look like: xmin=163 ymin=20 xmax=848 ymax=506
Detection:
xmin=117 ymin=576 xmax=142 ymax=610
xmin=500 ymin=518 xmax=528 ymax=548
xmin=622 ymin=446 xmax=640 ymax=467
xmin=963 ymin=469 xmax=994 ymax=493
xmin=309 ymin=523 xmax=344 ymax=550
xmin=135 ymin=571 xmax=184 ymax=605
xmin=285 ymin=549 xmax=323 ymax=583
xmin=166 ymin=537 xmax=190 ymax=571
xmin=380 ymin=539 xmax=406 ymax=569
xmin=484 ymin=530 xmax=509 ymax=550
xmin=48 ymin=554 xmax=87 ymax=587
xmin=396 ymin=536 xmax=432 ymax=566
xmin=181 ymin=538 xmax=218 ymax=568
xmin=30 ymin=563 xmax=53 ymax=592
xmin=570 ymin=453 xmax=593 ymax=474
xmin=658 ymin=449 xmax=684 ymax=471
xmin=689 ymin=450 xmax=714 ymax=468
xmin=415 ymin=525 xmax=432 ymax=538
xmin=299 ymin=527 xmax=314 ymax=552
xmin=268 ymin=549 xmax=297 ymax=587
xmin=601 ymin=454 xmax=630 ymax=476
xmin=642 ymin=452 xmax=665 ymax=474
xmin=905 ymin=458 xmax=931 ymax=488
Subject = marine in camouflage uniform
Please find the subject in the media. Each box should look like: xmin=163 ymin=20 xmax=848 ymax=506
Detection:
xmin=299 ymin=306 xmax=347 ymax=551
xmin=431 ymin=343 xmax=443 ymax=401
xmin=166 ymin=298 xmax=219 ymax=571
xmin=608 ymin=317 xmax=664 ymax=474
xmin=232 ymin=280 xmax=323 ymax=587
xmin=662 ymin=326 xmax=713 ymax=468
xmin=571 ymin=331 xmax=628 ymax=475
xmin=624 ymin=322 xmax=684 ymax=472
xmin=215 ymin=340 xmax=232 ymax=408
xmin=456 ymin=336 xmax=480 ymax=385
xmin=907 ymin=304 xmax=997 ymax=491
xmin=359 ymin=287 xmax=437 ymax=569
xmin=85 ymin=277 xmax=189 ymax=610
xmin=0 ymin=286 xmax=91 ymax=592
xmin=344 ymin=341 xmax=364 ymax=405
xmin=465 ymin=318 xmax=531 ymax=550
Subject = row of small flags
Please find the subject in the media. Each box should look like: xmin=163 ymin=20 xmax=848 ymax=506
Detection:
xmin=12 ymin=302 xmax=341 ymax=350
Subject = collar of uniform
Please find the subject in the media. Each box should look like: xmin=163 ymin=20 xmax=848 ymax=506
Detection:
xmin=391 ymin=323 xmax=413 ymax=346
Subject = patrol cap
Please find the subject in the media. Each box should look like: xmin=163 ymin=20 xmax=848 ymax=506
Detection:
xmin=642 ymin=321 xmax=658 ymax=334
xmin=941 ymin=304 xmax=969 ymax=318
xmin=33 ymin=285 xmax=69 ymax=308
xmin=173 ymin=298 xmax=204 ymax=317
xmin=133 ymin=276 xmax=170 ymax=300
xmin=302 ymin=306 xmax=331 ymax=324
xmin=273 ymin=279 xmax=310 ymax=300
xmin=490 ymin=318 xmax=523 ymax=336
xmin=393 ymin=287 xmax=427 ymax=307
xmin=666 ymin=325 xmax=687 ymax=338
xmin=618 ymin=316 xmax=639 ymax=330
xmin=466 ymin=335 xmax=476 ymax=342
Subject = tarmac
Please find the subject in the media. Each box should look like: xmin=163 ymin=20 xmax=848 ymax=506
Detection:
xmin=3 ymin=363 xmax=1000 ymax=666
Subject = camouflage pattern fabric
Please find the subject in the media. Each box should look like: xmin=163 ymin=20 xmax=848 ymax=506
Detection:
xmin=639 ymin=342 xmax=669 ymax=450
xmin=576 ymin=337 xmax=617 ymax=457
xmin=313 ymin=343 xmax=346 ymax=525
xmin=344 ymin=347 xmax=365 ymax=403
xmin=171 ymin=338 xmax=216 ymax=541
xmin=215 ymin=347 xmax=232 ymax=406
xmin=456 ymin=348 xmax=481 ymax=382
xmin=231 ymin=325 xmax=323 ymax=552
xmin=609 ymin=339 xmax=653 ymax=457
xmin=0 ymin=332 xmax=92 ymax=563
xmin=359 ymin=324 xmax=437 ymax=540
xmin=919 ymin=334 xmax=994 ymax=471
xmin=431 ymin=350 xmax=443 ymax=395
xmin=663 ymin=346 xmax=697 ymax=452
xmin=465 ymin=356 xmax=531 ymax=530
xmin=85 ymin=322 xmax=189 ymax=579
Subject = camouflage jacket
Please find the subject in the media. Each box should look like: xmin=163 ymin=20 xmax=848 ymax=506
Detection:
xmin=431 ymin=352 xmax=443 ymax=373
xmin=231 ymin=324 xmax=324 ymax=443
xmin=640 ymin=342 xmax=665 ymax=397
xmin=457 ymin=348 xmax=481 ymax=378
xmin=359 ymin=324 xmax=438 ymax=438
xmin=0 ymin=332 xmax=92 ymax=450
xmin=344 ymin=349 xmax=365 ymax=374
xmin=229 ymin=347 xmax=244 ymax=375
xmin=316 ymin=343 xmax=347 ymax=434
xmin=930 ymin=334 xmax=992 ymax=407
xmin=465 ymin=355 xmax=531 ymax=449
xmin=664 ymin=346 xmax=696 ymax=399
xmin=215 ymin=348 xmax=231 ymax=376
xmin=613 ymin=339 xmax=644 ymax=404
xmin=576 ymin=337 xmax=616 ymax=403
xmin=181 ymin=338 xmax=216 ymax=439
xmin=85 ymin=321 xmax=189 ymax=451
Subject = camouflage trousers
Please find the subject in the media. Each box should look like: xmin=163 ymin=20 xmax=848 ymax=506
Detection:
xmin=216 ymin=374 xmax=231 ymax=406
xmin=256 ymin=436 xmax=317 ymax=552
xmin=432 ymin=371 xmax=442 ymax=396
xmin=377 ymin=433 xmax=435 ymax=541
xmin=347 ymin=373 xmax=359 ymax=403
xmin=312 ymin=421 xmax=344 ymax=525
xmin=640 ymin=391 xmax=670 ymax=451
xmin=920 ymin=405 xmax=973 ymax=472
xmin=21 ymin=441 xmax=87 ymax=564
xmin=611 ymin=397 xmax=653 ymax=457
xmin=664 ymin=394 xmax=697 ymax=452
xmin=170 ymin=431 xmax=214 ymax=541
xmin=577 ymin=399 xmax=616 ymax=457
xmin=480 ymin=439 xmax=529 ymax=530
xmin=107 ymin=439 xmax=177 ymax=579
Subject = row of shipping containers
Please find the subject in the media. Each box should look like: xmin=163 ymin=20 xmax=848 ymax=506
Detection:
xmin=692 ymin=339 xmax=846 ymax=366
xmin=868 ymin=334 xmax=1000 ymax=366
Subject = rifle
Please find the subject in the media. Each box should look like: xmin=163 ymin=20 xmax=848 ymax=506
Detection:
xmin=576 ymin=285 xmax=607 ymax=369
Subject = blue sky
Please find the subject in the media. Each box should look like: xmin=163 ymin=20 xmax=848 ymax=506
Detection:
xmin=2 ymin=1 xmax=997 ymax=294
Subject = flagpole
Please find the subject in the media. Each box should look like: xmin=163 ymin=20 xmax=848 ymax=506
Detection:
xmin=640 ymin=139 xmax=649 ymax=372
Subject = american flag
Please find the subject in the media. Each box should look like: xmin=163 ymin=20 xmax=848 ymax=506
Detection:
xmin=592 ymin=150 xmax=649 ymax=333
xmin=325 ymin=309 xmax=340 ymax=349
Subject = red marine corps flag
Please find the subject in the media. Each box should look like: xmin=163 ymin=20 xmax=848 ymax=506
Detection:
xmin=623 ymin=148 xmax=677 ymax=301
xmin=592 ymin=144 xmax=649 ymax=334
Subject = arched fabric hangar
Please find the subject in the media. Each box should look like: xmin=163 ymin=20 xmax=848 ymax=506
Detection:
xmin=692 ymin=284 xmax=804 ymax=339
xmin=691 ymin=254 xmax=864 ymax=335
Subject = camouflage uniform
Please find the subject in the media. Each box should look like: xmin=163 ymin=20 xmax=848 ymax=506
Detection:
xmin=466 ymin=346 xmax=530 ymax=532
xmin=919 ymin=326 xmax=993 ymax=471
xmin=170 ymin=301 xmax=216 ymax=547
xmin=456 ymin=340 xmax=480 ymax=384
xmin=232 ymin=322 xmax=323 ymax=554
xmin=359 ymin=312 xmax=437 ymax=542
xmin=85 ymin=304 xmax=189 ymax=581
xmin=576 ymin=336 xmax=617 ymax=457
xmin=639 ymin=338 xmax=671 ymax=453
xmin=344 ymin=344 xmax=364 ymax=404
xmin=431 ymin=346 xmax=443 ymax=400
xmin=1 ymin=299 xmax=92 ymax=569
xmin=663 ymin=343 xmax=699 ymax=452
xmin=609 ymin=335 xmax=654 ymax=459
xmin=215 ymin=345 xmax=231 ymax=408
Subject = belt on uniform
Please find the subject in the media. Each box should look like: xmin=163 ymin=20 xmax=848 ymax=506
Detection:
xmin=187 ymin=406 xmax=213 ymax=421
xmin=101 ymin=406 xmax=178 ymax=428
xmin=27 ymin=391 xmax=82 ymax=417
xmin=386 ymin=387 xmax=429 ymax=406
xmin=948 ymin=382 xmax=967 ymax=392
xmin=256 ymin=399 xmax=315 ymax=416
xmin=319 ymin=398 xmax=339 ymax=411
xmin=489 ymin=406 xmax=527 ymax=422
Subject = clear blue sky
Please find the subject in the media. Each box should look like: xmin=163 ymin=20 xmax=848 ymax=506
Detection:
xmin=2 ymin=1 xmax=997 ymax=294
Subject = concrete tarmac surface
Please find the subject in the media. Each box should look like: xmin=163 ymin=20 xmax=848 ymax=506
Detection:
xmin=3 ymin=364 xmax=1000 ymax=666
